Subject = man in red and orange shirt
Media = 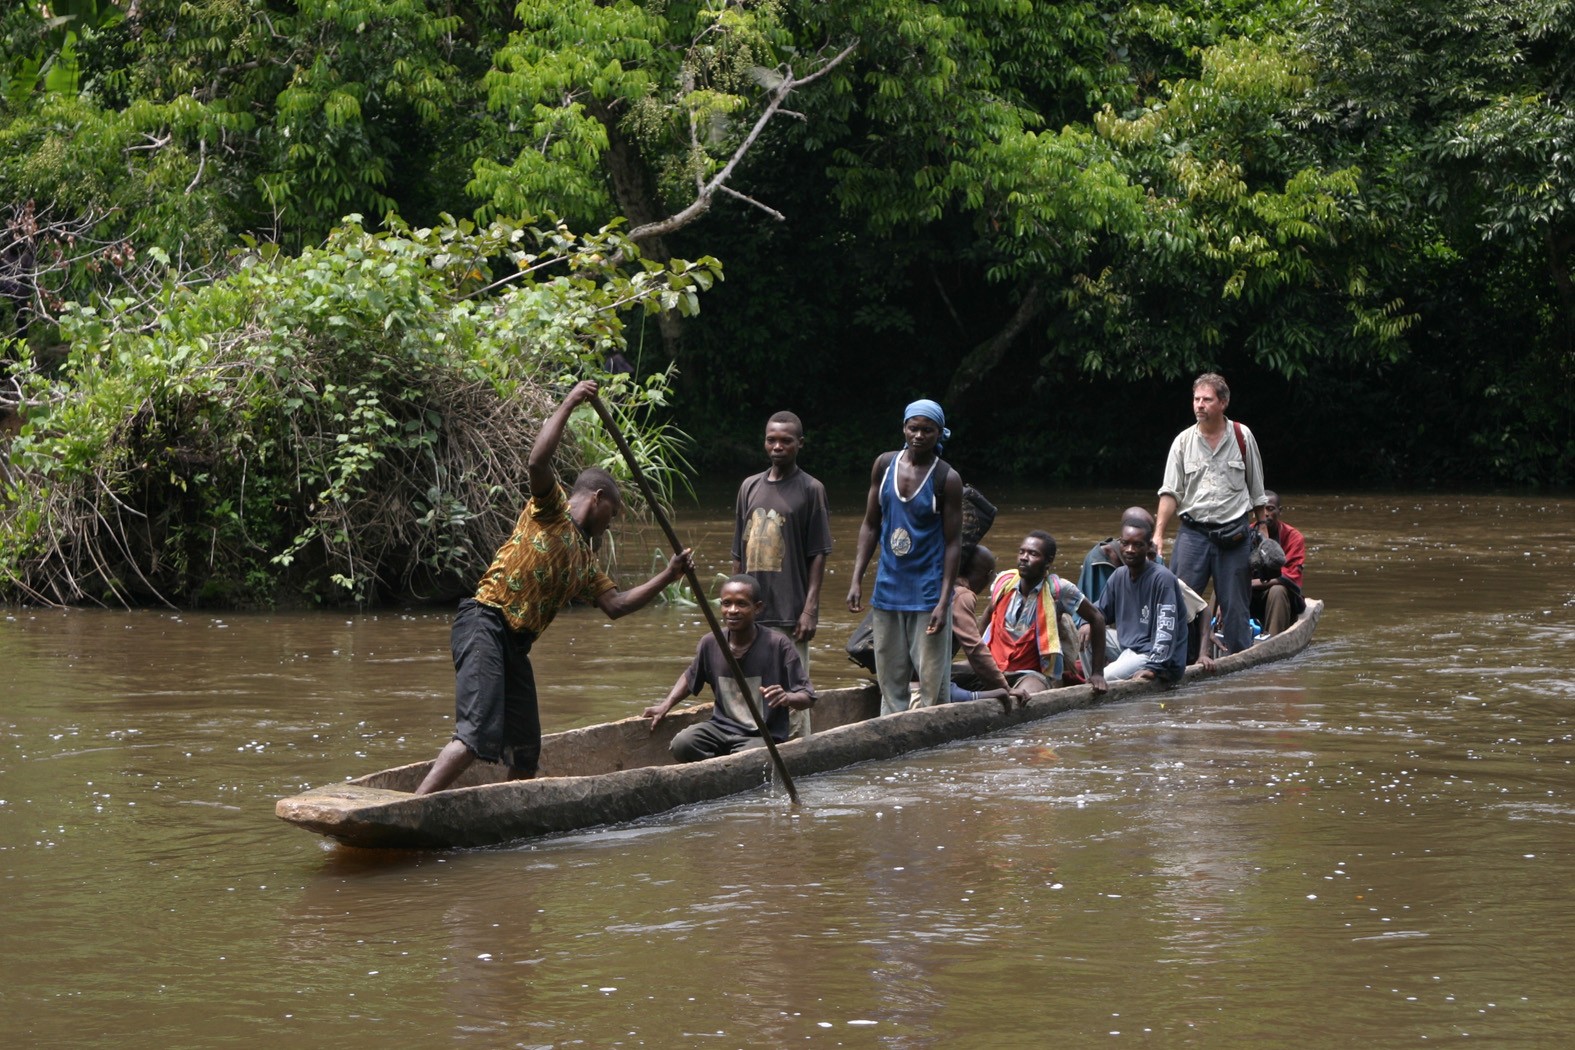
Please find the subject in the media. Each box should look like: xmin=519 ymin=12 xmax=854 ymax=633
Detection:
xmin=982 ymin=532 xmax=1107 ymax=696
xmin=1251 ymin=489 xmax=1306 ymax=636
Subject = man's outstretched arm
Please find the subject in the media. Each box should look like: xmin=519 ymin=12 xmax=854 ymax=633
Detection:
xmin=596 ymin=548 xmax=694 ymax=620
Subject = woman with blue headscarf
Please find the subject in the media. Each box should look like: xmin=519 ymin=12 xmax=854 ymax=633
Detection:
xmin=847 ymin=400 xmax=963 ymax=715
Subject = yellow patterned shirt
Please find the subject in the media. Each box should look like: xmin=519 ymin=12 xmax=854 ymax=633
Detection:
xmin=473 ymin=481 xmax=616 ymax=635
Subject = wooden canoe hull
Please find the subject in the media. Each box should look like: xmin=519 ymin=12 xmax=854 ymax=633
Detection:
xmin=276 ymin=600 xmax=1323 ymax=849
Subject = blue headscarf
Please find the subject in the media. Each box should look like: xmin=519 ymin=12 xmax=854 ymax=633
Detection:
xmin=903 ymin=399 xmax=952 ymax=452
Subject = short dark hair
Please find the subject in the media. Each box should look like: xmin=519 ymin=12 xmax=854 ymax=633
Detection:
xmin=570 ymin=467 xmax=621 ymax=505
xmin=1122 ymin=518 xmax=1156 ymax=543
xmin=960 ymin=543 xmax=996 ymax=584
xmin=722 ymin=573 xmax=762 ymax=602
xmin=766 ymin=410 xmax=804 ymax=437
xmin=1194 ymin=372 xmax=1230 ymax=403
xmin=1024 ymin=530 xmax=1056 ymax=561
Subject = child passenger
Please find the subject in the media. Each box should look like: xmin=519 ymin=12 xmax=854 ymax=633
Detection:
xmin=642 ymin=575 xmax=816 ymax=762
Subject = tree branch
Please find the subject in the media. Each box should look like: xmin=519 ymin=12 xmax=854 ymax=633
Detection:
xmin=930 ymin=264 xmax=968 ymax=339
xmin=627 ymin=41 xmax=857 ymax=243
xmin=718 ymin=184 xmax=785 ymax=222
xmin=185 ymin=137 xmax=207 ymax=195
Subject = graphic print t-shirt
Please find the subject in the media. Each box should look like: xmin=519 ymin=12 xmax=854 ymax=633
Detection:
xmin=732 ymin=470 xmax=833 ymax=629
xmin=682 ymin=629 xmax=815 ymax=742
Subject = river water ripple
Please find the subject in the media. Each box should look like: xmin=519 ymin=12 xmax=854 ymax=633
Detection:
xmin=2 ymin=490 xmax=1571 ymax=1047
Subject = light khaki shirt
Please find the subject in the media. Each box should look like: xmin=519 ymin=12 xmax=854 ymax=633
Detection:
xmin=1158 ymin=419 xmax=1265 ymax=524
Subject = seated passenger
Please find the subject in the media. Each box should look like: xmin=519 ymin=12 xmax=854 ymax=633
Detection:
xmin=1076 ymin=536 xmax=1121 ymax=619
xmin=1086 ymin=517 xmax=1189 ymax=683
xmin=1250 ymin=489 xmax=1306 ymax=636
xmin=982 ymin=532 xmax=1107 ymax=695
xmin=1077 ymin=506 xmax=1165 ymax=626
xmin=946 ymin=544 xmax=1028 ymax=708
xmin=643 ymin=575 xmax=815 ymax=762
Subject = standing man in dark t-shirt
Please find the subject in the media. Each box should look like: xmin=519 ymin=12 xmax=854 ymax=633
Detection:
xmin=733 ymin=411 xmax=832 ymax=737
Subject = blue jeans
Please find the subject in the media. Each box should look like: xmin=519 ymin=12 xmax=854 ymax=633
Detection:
xmin=1104 ymin=647 xmax=1154 ymax=682
xmin=1171 ymin=519 xmax=1252 ymax=654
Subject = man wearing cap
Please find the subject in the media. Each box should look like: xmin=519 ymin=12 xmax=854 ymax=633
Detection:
xmin=847 ymin=400 xmax=963 ymax=715
xmin=1153 ymin=372 xmax=1266 ymax=657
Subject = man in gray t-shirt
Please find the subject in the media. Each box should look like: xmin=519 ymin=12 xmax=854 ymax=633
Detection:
xmin=643 ymin=575 xmax=816 ymax=762
xmin=1090 ymin=520 xmax=1190 ymax=684
xmin=733 ymin=411 xmax=832 ymax=735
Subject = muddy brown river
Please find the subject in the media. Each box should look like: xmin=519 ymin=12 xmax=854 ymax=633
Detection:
xmin=2 ymin=489 xmax=1571 ymax=1047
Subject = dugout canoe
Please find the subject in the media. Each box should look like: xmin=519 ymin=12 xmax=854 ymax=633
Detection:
xmin=277 ymin=599 xmax=1323 ymax=849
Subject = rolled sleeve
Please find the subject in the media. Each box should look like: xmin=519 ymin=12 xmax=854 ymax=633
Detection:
xmin=1158 ymin=433 xmax=1186 ymax=500
xmin=1241 ymin=423 xmax=1266 ymax=510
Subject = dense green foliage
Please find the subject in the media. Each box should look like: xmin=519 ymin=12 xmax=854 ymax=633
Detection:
xmin=663 ymin=0 xmax=1572 ymax=483
xmin=1 ymin=215 xmax=717 ymax=605
xmin=1292 ymin=0 xmax=1575 ymax=483
xmin=3 ymin=0 xmax=1573 ymax=605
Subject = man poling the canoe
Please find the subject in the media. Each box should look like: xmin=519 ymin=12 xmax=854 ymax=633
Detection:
xmin=413 ymin=379 xmax=693 ymax=795
xmin=588 ymin=393 xmax=802 ymax=804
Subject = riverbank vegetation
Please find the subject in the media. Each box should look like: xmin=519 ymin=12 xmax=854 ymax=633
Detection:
xmin=0 ymin=213 xmax=716 ymax=606
xmin=3 ymin=0 xmax=1571 ymax=605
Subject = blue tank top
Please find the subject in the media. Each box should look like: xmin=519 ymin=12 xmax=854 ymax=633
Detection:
xmin=873 ymin=450 xmax=946 ymax=612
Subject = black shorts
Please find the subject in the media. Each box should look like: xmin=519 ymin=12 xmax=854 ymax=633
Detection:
xmin=451 ymin=599 xmax=540 ymax=774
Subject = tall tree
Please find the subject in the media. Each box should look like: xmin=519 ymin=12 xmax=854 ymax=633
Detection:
xmin=1298 ymin=0 xmax=1575 ymax=481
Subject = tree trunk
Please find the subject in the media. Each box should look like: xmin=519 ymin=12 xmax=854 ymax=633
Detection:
xmin=591 ymin=103 xmax=685 ymax=360
xmin=944 ymin=279 xmax=1047 ymax=404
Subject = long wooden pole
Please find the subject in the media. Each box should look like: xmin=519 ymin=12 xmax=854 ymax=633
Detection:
xmin=588 ymin=395 xmax=800 ymax=805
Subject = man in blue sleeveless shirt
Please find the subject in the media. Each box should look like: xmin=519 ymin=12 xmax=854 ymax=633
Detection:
xmin=847 ymin=400 xmax=963 ymax=715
